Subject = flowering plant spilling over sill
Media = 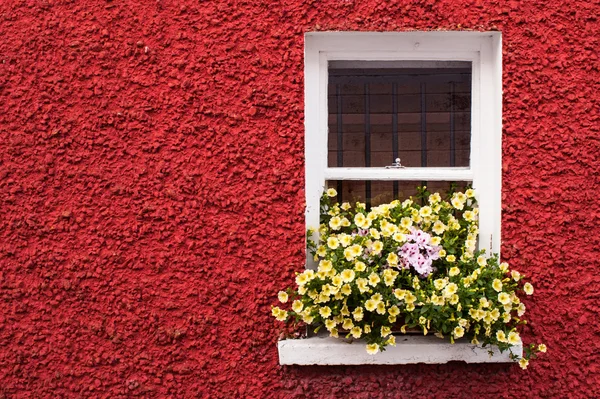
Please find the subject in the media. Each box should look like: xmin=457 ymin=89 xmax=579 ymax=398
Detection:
xmin=273 ymin=187 xmax=546 ymax=368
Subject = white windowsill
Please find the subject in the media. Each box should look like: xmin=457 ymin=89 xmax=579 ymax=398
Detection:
xmin=278 ymin=334 xmax=522 ymax=365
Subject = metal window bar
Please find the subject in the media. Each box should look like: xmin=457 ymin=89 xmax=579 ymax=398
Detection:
xmin=450 ymin=82 xmax=455 ymax=167
xmin=336 ymin=84 xmax=343 ymax=203
xmin=364 ymin=83 xmax=371 ymax=209
xmin=392 ymin=83 xmax=399 ymax=199
xmin=420 ymin=82 xmax=427 ymax=204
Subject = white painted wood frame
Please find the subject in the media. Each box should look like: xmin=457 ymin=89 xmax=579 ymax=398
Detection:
xmin=305 ymin=31 xmax=503 ymax=269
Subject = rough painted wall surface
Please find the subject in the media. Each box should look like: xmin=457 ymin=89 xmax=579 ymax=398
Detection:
xmin=0 ymin=0 xmax=598 ymax=397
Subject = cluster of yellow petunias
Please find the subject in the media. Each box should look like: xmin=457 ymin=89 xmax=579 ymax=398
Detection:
xmin=273 ymin=187 xmax=545 ymax=368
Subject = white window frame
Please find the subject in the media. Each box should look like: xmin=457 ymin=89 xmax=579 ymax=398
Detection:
xmin=305 ymin=31 xmax=502 ymax=268
xmin=280 ymin=31 xmax=513 ymax=365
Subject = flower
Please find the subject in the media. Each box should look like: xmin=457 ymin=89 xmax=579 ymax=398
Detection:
xmin=492 ymin=279 xmax=503 ymax=292
xmin=352 ymin=307 xmax=364 ymax=321
xmin=453 ymin=326 xmax=465 ymax=338
xmin=523 ymin=282 xmax=534 ymax=295
xmin=507 ymin=331 xmax=521 ymax=345
xmin=496 ymin=330 xmax=507 ymax=343
xmin=538 ymin=344 xmax=547 ymax=353
xmin=368 ymin=273 xmax=381 ymax=286
xmin=350 ymin=326 xmax=362 ymax=338
xmin=446 ymin=255 xmax=456 ymax=263
xmin=449 ymin=267 xmax=460 ymax=276
xmin=326 ymin=188 xmax=337 ymax=197
xmin=381 ymin=326 xmax=392 ymax=337
xmin=498 ymin=292 xmax=512 ymax=305
xmin=329 ymin=216 xmax=342 ymax=230
xmin=432 ymin=221 xmax=446 ymax=235
xmin=511 ymin=270 xmax=521 ymax=281
xmin=519 ymin=358 xmax=529 ymax=370
xmin=327 ymin=236 xmax=339 ymax=249
xmin=319 ymin=306 xmax=332 ymax=318
xmin=292 ymin=300 xmax=303 ymax=313
xmin=366 ymin=343 xmax=379 ymax=355
xmin=365 ymin=299 xmax=377 ymax=312
xmin=278 ymin=291 xmax=288 ymax=303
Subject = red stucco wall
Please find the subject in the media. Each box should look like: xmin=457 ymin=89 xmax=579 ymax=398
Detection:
xmin=0 ymin=0 xmax=598 ymax=397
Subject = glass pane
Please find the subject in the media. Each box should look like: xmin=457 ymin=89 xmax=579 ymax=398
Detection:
xmin=327 ymin=61 xmax=471 ymax=168
xmin=326 ymin=180 xmax=469 ymax=208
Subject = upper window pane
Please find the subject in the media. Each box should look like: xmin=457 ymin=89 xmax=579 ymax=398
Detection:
xmin=327 ymin=61 xmax=471 ymax=168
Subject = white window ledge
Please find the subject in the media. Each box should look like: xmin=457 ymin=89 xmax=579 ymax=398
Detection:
xmin=278 ymin=334 xmax=521 ymax=365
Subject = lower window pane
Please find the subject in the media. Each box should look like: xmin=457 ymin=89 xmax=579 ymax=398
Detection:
xmin=326 ymin=180 xmax=469 ymax=207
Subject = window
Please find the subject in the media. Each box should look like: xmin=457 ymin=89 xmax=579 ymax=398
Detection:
xmin=279 ymin=32 xmax=510 ymax=364
xmin=305 ymin=31 xmax=502 ymax=268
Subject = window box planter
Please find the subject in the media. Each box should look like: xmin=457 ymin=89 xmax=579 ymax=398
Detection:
xmin=278 ymin=333 xmax=522 ymax=365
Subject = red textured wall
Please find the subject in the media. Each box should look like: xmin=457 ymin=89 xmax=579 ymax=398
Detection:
xmin=0 ymin=0 xmax=598 ymax=397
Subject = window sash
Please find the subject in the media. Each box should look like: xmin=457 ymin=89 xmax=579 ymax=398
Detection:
xmin=305 ymin=32 xmax=502 ymax=268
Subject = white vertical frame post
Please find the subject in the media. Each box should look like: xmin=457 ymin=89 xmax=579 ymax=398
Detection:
xmin=304 ymin=32 xmax=502 ymax=267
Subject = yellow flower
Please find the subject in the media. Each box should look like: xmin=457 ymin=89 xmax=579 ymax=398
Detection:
xmin=342 ymin=318 xmax=354 ymax=330
xmin=465 ymin=189 xmax=475 ymax=198
xmin=443 ymin=283 xmax=458 ymax=297
xmin=386 ymin=335 xmax=396 ymax=346
xmin=430 ymin=236 xmax=441 ymax=246
xmin=326 ymin=188 xmax=337 ymax=197
xmin=354 ymin=261 xmax=366 ymax=272
xmin=405 ymin=292 xmax=417 ymax=304
xmin=325 ymin=319 xmax=337 ymax=330
xmin=400 ymin=217 xmax=412 ymax=229
xmin=387 ymin=253 xmax=399 ymax=266
xmin=419 ymin=206 xmax=433 ymax=217
xmin=341 ymin=217 xmax=351 ymax=227
xmin=354 ymin=213 xmax=371 ymax=229
xmin=496 ymin=330 xmax=507 ymax=343
xmin=338 ymin=234 xmax=352 ymax=247
xmin=365 ymin=299 xmax=377 ymax=312
xmin=406 ymin=303 xmax=415 ymax=312
xmin=350 ymin=326 xmax=362 ymax=338
xmin=451 ymin=197 xmax=464 ymax=210
xmin=352 ymin=307 xmax=364 ymax=321
xmin=292 ymin=300 xmax=304 ymax=313
xmin=368 ymin=273 xmax=381 ymax=286
xmin=507 ymin=331 xmax=521 ymax=345
xmin=388 ymin=305 xmax=400 ymax=317
xmin=463 ymin=210 xmax=476 ymax=222
xmin=449 ymin=294 xmax=459 ymax=305
xmin=448 ymin=267 xmax=460 ymax=277
xmin=278 ymin=291 xmax=289 ymax=303
xmin=498 ymin=292 xmax=511 ymax=305
xmin=428 ymin=192 xmax=442 ymax=204
xmin=295 ymin=273 xmax=308 ymax=286
xmin=371 ymin=240 xmax=384 ymax=254
xmin=376 ymin=302 xmax=386 ymax=315
xmin=524 ymin=282 xmax=534 ymax=295
xmin=371 ymin=293 xmax=383 ymax=303
xmin=341 ymin=269 xmax=356 ymax=283
xmin=330 ymin=328 xmax=339 ymax=338
xmin=490 ymin=279 xmax=502 ymax=292
xmin=432 ymin=221 xmax=446 ymax=235
xmin=356 ymin=278 xmax=369 ymax=293
xmin=364 ymin=324 xmax=371 ymax=334
xmin=538 ymin=344 xmax=547 ymax=353
xmin=381 ymin=326 xmax=392 ymax=337
xmin=319 ymin=306 xmax=332 ymax=318
xmin=453 ymin=326 xmax=465 ymax=338
xmin=446 ymin=255 xmax=456 ymax=263
xmin=341 ymin=284 xmax=352 ymax=296
xmin=340 ymin=304 xmax=350 ymax=316
xmin=499 ymin=262 xmax=509 ymax=272
xmin=434 ymin=279 xmax=447 ymax=290
xmin=519 ymin=358 xmax=529 ymax=369
xmin=502 ymin=312 xmax=511 ymax=323
xmin=331 ymin=275 xmax=343 ymax=287
xmin=394 ymin=289 xmax=406 ymax=300
xmin=393 ymin=232 xmax=406 ymax=243
xmin=327 ymin=237 xmax=339 ymax=249
xmin=329 ymin=216 xmax=342 ymax=230
xmin=477 ymin=256 xmax=487 ymax=267
xmin=511 ymin=270 xmax=521 ymax=281
xmin=438 ymin=249 xmax=447 ymax=257
xmin=302 ymin=311 xmax=314 ymax=324
xmin=366 ymin=343 xmax=379 ymax=355
xmin=318 ymin=260 xmax=333 ymax=273
xmin=369 ymin=229 xmax=381 ymax=239
xmin=341 ymin=202 xmax=351 ymax=211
